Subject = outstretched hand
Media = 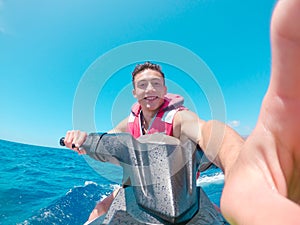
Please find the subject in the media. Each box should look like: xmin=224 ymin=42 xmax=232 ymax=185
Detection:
xmin=221 ymin=0 xmax=300 ymax=224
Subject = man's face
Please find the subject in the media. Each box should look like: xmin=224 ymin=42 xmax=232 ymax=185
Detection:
xmin=133 ymin=69 xmax=167 ymax=111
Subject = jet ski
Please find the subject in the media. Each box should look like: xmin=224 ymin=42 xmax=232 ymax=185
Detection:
xmin=61 ymin=133 xmax=227 ymax=224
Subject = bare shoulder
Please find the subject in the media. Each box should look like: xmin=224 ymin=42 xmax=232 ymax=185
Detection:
xmin=173 ymin=110 xmax=205 ymax=125
xmin=173 ymin=110 xmax=205 ymax=143
xmin=108 ymin=117 xmax=129 ymax=133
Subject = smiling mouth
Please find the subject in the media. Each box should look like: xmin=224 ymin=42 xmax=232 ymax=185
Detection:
xmin=144 ymin=96 xmax=158 ymax=101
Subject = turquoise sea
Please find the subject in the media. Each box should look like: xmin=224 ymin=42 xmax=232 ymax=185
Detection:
xmin=0 ymin=139 xmax=225 ymax=225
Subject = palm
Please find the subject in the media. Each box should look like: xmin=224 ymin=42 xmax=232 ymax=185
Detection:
xmin=221 ymin=0 xmax=300 ymax=224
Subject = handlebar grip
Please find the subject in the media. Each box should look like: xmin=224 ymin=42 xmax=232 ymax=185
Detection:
xmin=59 ymin=137 xmax=76 ymax=148
xmin=59 ymin=137 xmax=66 ymax=146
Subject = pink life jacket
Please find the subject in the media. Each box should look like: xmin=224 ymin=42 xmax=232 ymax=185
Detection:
xmin=127 ymin=93 xmax=206 ymax=180
xmin=126 ymin=93 xmax=187 ymax=138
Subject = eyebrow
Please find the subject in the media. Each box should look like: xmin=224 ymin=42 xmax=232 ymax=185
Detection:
xmin=137 ymin=78 xmax=163 ymax=83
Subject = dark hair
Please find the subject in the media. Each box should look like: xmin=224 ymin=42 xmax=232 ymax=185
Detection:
xmin=132 ymin=61 xmax=165 ymax=87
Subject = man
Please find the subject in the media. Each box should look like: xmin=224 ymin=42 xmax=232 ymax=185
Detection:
xmin=64 ymin=61 xmax=244 ymax=222
xmin=65 ymin=0 xmax=300 ymax=224
xmin=221 ymin=0 xmax=300 ymax=224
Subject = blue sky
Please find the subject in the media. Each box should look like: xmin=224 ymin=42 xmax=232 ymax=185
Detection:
xmin=0 ymin=0 xmax=277 ymax=147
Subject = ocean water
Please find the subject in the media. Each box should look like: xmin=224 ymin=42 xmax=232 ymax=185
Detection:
xmin=0 ymin=139 xmax=224 ymax=225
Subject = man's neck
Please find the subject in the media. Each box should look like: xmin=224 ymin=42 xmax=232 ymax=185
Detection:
xmin=141 ymin=108 xmax=159 ymax=126
xmin=140 ymin=100 xmax=165 ymax=128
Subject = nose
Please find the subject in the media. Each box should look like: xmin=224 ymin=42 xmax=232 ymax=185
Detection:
xmin=145 ymin=82 xmax=155 ymax=92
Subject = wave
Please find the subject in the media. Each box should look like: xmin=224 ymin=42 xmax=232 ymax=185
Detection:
xmin=197 ymin=172 xmax=224 ymax=187
xmin=197 ymin=169 xmax=224 ymax=206
xmin=18 ymin=173 xmax=223 ymax=225
xmin=18 ymin=182 xmax=115 ymax=225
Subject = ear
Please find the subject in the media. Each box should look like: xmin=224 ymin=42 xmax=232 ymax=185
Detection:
xmin=164 ymin=85 xmax=167 ymax=95
xmin=132 ymin=89 xmax=137 ymax=99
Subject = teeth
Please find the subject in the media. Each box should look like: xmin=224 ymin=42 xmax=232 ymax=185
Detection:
xmin=145 ymin=96 xmax=157 ymax=100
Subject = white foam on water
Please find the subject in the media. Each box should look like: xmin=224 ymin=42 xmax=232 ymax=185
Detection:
xmin=97 ymin=184 xmax=121 ymax=202
xmin=197 ymin=172 xmax=224 ymax=187
xmin=110 ymin=183 xmax=121 ymax=190
xmin=84 ymin=180 xmax=99 ymax=186
xmin=65 ymin=181 xmax=99 ymax=195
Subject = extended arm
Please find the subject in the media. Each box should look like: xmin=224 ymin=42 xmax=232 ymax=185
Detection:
xmin=173 ymin=110 xmax=244 ymax=176
xmin=63 ymin=117 xmax=129 ymax=153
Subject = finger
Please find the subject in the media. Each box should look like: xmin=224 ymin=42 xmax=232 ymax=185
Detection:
xmin=72 ymin=131 xmax=87 ymax=148
xmin=77 ymin=149 xmax=87 ymax=155
xmin=64 ymin=130 xmax=74 ymax=149
xmin=72 ymin=145 xmax=86 ymax=155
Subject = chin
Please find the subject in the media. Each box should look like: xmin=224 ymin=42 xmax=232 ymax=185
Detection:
xmin=145 ymin=103 xmax=163 ymax=111
xmin=140 ymin=98 xmax=164 ymax=111
xmin=142 ymin=103 xmax=154 ymax=109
